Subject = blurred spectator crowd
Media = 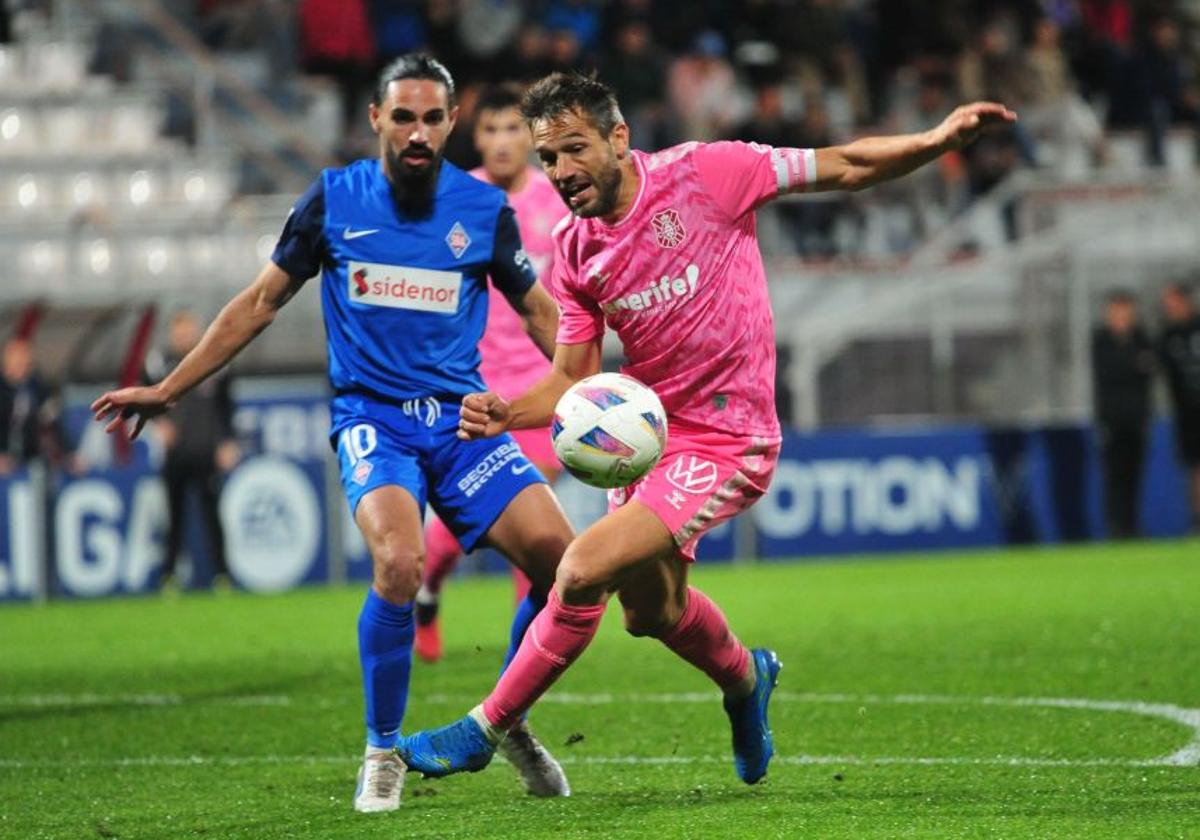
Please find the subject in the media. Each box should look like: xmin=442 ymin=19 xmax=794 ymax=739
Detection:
xmin=175 ymin=0 xmax=1200 ymax=256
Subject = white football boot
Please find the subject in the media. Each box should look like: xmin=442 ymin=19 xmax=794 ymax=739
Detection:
xmin=497 ymin=722 xmax=571 ymax=797
xmin=354 ymin=749 xmax=406 ymax=813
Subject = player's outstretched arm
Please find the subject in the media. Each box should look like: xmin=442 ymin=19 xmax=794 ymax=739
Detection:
xmin=458 ymin=339 xmax=601 ymax=440
xmin=91 ymin=262 xmax=306 ymax=439
xmin=507 ymin=281 xmax=560 ymax=362
xmin=807 ymin=102 xmax=1017 ymax=194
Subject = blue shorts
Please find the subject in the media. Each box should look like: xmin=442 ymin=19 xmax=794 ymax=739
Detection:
xmin=332 ymin=392 xmax=546 ymax=552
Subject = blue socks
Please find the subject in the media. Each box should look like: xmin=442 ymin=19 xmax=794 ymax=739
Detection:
xmin=501 ymin=590 xmax=547 ymax=674
xmin=358 ymin=588 xmax=415 ymax=750
xmin=357 ymin=586 xmax=541 ymax=748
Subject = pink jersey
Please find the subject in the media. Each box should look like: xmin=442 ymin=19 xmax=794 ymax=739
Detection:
xmin=548 ymin=141 xmax=816 ymax=438
xmin=471 ymin=165 xmax=565 ymax=398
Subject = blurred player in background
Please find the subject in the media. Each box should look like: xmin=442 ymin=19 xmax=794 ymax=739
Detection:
xmin=93 ymin=54 xmax=572 ymax=812
xmin=1158 ymin=283 xmax=1200 ymax=532
xmin=148 ymin=309 xmax=239 ymax=592
xmin=398 ymin=72 xmax=1016 ymax=786
xmin=414 ymin=83 xmax=566 ymax=663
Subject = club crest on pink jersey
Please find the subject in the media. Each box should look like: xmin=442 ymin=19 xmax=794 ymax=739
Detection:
xmin=651 ymin=209 xmax=686 ymax=249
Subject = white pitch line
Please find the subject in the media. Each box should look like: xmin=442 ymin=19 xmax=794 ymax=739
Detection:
xmin=0 ymin=693 xmax=293 ymax=708
xmin=2 ymin=691 xmax=1196 ymax=767
xmin=0 ymin=753 xmax=1181 ymax=771
xmin=435 ymin=691 xmax=1200 ymax=768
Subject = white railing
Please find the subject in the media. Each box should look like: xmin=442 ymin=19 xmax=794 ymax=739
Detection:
xmin=771 ymin=179 xmax=1200 ymax=427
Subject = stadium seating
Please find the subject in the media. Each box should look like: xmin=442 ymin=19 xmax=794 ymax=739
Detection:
xmin=1 ymin=4 xmax=1197 ymax=427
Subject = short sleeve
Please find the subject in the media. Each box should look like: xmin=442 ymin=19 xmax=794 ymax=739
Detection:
xmin=546 ymin=241 xmax=603 ymax=345
xmin=489 ymin=205 xmax=538 ymax=297
xmin=270 ymin=177 xmax=326 ymax=280
xmin=693 ymin=141 xmax=817 ymax=219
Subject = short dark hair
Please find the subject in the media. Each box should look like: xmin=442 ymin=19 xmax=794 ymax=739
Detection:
xmin=521 ymin=72 xmax=623 ymax=137
xmin=475 ymin=83 xmax=525 ymax=117
xmin=1165 ymin=282 xmax=1194 ymax=301
xmin=1106 ymin=289 xmax=1136 ymax=306
xmin=373 ymin=53 xmax=456 ymax=107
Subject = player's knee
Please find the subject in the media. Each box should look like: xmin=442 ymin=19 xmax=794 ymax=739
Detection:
xmin=621 ymin=600 xmax=681 ymax=638
xmin=621 ymin=607 xmax=673 ymax=638
xmin=371 ymin=541 xmax=424 ymax=603
xmin=553 ymin=546 xmax=609 ymax=604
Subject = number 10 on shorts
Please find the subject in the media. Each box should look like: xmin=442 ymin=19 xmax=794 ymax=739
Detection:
xmin=340 ymin=424 xmax=378 ymax=465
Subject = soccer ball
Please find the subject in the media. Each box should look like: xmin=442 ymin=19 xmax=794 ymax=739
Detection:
xmin=551 ymin=373 xmax=668 ymax=489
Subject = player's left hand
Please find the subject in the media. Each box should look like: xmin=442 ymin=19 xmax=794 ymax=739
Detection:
xmin=91 ymin=384 xmax=172 ymax=440
xmin=935 ymin=102 xmax=1018 ymax=150
xmin=458 ymin=391 xmax=511 ymax=440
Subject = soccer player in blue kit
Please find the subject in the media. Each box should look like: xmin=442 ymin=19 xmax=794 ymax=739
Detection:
xmin=92 ymin=55 xmax=574 ymax=812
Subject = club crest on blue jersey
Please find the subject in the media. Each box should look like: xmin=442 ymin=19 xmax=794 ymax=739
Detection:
xmin=446 ymin=221 xmax=471 ymax=259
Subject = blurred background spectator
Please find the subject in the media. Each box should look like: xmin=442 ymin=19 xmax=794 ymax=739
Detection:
xmin=71 ymin=0 xmax=1191 ymax=233
xmin=1 ymin=337 xmax=64 ymax=476
xmin=147 ymin=311 xmax=240 ymax=591
xmin=1092 ymin=291 xmax=1155 ymax=539
xmin=158 ymin=0 xmax=1193 ymax=248
xmin=1157 ymin=282 xmax=1200 ymax=532
xmin=299 ymin=0 xmax=376 ymax=151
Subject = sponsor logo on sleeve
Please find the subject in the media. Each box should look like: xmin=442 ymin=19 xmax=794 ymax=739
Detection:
xmin=514 ymin=248 xmax=533 ymax=275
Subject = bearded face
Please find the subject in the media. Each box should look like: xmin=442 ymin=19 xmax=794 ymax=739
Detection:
xmin=370 ymin=78 xmax=458 ymax=218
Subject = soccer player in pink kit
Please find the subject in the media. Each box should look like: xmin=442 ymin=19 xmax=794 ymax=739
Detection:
xmin=398 ymin=73 xmax=1016 ymax=785
xmin=414 ymin=84 xmax=566 ymax=663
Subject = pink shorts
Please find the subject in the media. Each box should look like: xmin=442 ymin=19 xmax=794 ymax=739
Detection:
xmin=510 ymin=426 xmax=559 ymax=475
xmin=606 ymin=422 xmax=781 ymax=561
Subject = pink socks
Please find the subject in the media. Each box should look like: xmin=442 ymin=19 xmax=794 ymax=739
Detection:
xmin=658 ymin=587 xmax=751 ymax=691
xmin=481 ymin=589 xmax=606 ymax=728
xmin=478 ymin=585 xmax=750 ymax=730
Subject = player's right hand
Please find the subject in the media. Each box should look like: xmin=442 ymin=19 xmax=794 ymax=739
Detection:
xmin=91 ymin=385 xmax=173 ymax=440
xmin=934 ymin=102 xmax=1017 ymax=150
xmin=458 ymin=391 xmax=511 ymax=440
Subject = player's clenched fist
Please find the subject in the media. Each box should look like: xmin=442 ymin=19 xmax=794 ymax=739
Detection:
xmin=933 ymin=102 xmax=1017 ymax=150
xmin=458 ymin=391 xmax=512 ymax=440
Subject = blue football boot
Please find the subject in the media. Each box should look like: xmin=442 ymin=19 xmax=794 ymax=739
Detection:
xmin=723 ymin=648 xmax=782 ymax=784
xmin=395 ymin=715 xmax=497 ymax=778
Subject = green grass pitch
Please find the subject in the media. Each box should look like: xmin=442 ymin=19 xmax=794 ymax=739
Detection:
xmin=2 ymin=541 xmax=1198 ymax=839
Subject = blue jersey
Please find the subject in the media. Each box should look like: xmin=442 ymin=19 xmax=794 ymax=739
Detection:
xmin=271 ymin=158 xmax=537 ymax=400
